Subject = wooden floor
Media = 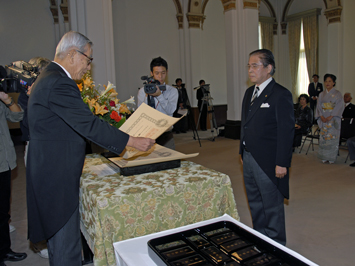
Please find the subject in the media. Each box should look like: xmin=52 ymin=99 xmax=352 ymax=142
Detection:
xmin=7 ymin=128 xmax=354 ymax=266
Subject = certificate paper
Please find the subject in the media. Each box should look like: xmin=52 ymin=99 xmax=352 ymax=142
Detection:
xmin=109 ymin=144 xmax=198 ymax=168
xmin=119 ymin=103 xmax=185 ymax=158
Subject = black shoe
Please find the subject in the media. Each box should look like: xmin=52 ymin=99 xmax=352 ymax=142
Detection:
xmin=350 ymin=162 xmax=355 ymax=167
xmin=201 ymin=129 xmax=207 ymax=131
xmin=181 ymin=130 xmax=186 ymax=133
xmin=175 ymin=131 xmax=180 ymax=134
xmin=4 ymin=250 xmax=27 ymax=262
xmin=0 ymin=261 xmax=6 ymax=266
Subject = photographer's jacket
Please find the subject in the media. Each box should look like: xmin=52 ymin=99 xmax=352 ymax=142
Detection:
xmin=26 ymin=62 xmax=129 ymax=243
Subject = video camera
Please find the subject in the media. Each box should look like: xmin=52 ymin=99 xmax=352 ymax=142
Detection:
xmin=141 ymin=76 xmax=166 ymax=94
xmin=0 ymin=61 xmax=39 ymax=93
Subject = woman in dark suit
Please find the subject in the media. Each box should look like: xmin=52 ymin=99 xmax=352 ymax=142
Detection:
xmin=293 ymin=94 xmax=313 ymax=148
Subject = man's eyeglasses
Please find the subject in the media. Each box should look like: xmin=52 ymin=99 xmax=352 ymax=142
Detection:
xmin=76 ymin=50 xmax=93 ymax=66
xmin=247 ymin=64 xmax=263 ymax=70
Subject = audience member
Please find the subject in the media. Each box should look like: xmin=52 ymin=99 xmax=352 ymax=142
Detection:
xmin=342 ymin=92 xmax=355 ymax=118
xmin=293 ymin=94 xmax=313 ymax=149
xmin=347 ymin=136 xmax=355 ymax=167
xmin=308 ymin=74 xmax=323 ymax=121
xmin=137 ymin=56 xmax=178 ymax=149
xmin=316 ymin=74 xmax=344 ymax=164
xmin=17 ymin=57 xmax=51 ymax=259
xmin=0 ymin=92 xmax=27 ymax=266
xmin=173 ymin=78 xmax=189 ymax=134
xmin=240 ymin=49 xmax=294 ymax=245
xmin=196 ymin=79 xmax=207 ymax=131
xmin=26 ymin=31 xmax=154 ymax=266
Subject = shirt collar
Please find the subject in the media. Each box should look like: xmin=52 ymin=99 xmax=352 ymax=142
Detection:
xmin=255 ymin=77 xmax=272 ymax=96
xmin=53 ymin=61 xmax=72 ymax=79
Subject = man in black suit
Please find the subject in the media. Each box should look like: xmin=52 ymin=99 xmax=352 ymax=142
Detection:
xmin=342 ymin=92 xmax=355 ymax=118
xmin=308 ymin=74 xmax=323 ymax=119
xmin=240 ymin=49 xmax=294 ymax=245
xmin=26 ymin=31 xmax=154 ymax=266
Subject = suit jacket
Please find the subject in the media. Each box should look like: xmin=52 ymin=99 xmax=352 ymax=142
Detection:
xmin=26 ymin=62 xmax=129 ymax=243
xmin=308 ymin=82 xmax=323 ymax=98
xmin=239 ymin=79 xmax=294 ymax=199
xmin=342 ymin=103 xmax=355 ymax=118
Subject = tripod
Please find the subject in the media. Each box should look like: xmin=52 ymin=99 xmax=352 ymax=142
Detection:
xmin=196 ymin=85 xmax=218 ymax=141
xmin=173 ymin=84 xmax=201 ymax=147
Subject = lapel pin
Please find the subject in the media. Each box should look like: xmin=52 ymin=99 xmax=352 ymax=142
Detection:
xmin=265 ymin=95 xmax=267 ymax=97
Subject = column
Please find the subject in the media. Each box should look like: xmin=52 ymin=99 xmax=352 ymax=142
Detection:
xmin=223 ymin=0 xmax=259 ymax=139
xmin=68 ymin=0 xmax=116 ymax=87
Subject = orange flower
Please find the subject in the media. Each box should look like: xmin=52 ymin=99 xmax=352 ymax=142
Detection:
xmin=77 ymin=83 xmax=83 ymax=92
xmin=110 ymin=110 xmax=122 ymax=122
xmin=119 ymin=104 xmax=131 ymax=114
xmin=94 ymin=103 xmax=109 ymax=116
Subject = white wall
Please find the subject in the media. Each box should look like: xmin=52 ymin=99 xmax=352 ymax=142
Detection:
xmin=201 ymin=0 xmax=227 ymax=106
xmin=112 ymin=0 xmax=181 ymax=102
xmin=0 ymin=0 xmax=56 ymax=66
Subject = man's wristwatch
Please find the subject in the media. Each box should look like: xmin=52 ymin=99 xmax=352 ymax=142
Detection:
xmin=5 ymin=97 xmax=14 ymax=107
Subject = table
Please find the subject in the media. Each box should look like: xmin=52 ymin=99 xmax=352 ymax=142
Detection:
xmin=113 ymin=214 xmax=319 ymax=266
xmin=79 ymin=154 xmax=239 ymax=266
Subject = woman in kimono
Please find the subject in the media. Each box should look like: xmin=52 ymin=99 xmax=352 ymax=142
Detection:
xmin=316 ymin=74 xmax=344 ymax=163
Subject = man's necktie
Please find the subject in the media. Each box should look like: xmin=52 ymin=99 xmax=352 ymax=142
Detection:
xmin=250 ymin=86 xmax=259 ymax=105
xmin=148 ymin=95 xmax=155 ymax=108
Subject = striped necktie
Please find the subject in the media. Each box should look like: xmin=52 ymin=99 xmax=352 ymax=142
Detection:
xmin=250 ymin=86 xmax=259 ymax=105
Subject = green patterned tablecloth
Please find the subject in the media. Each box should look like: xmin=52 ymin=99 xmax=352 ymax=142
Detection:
xmin=79 ymin=154 xmax=239 ymax=266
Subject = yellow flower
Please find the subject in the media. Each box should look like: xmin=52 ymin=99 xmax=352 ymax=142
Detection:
xmin=94 ymin=102 xmax=109 ymax=116
xmin=119 ymin=104 xmax=131 ymax=114
xmin=83 ymin=76 xmax=93 ymax=88
xmin=87 ymin=98 xmax=97 ymax=110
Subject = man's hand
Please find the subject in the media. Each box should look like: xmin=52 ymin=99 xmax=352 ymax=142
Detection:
xmin=295 ymin=124 xmax=301 ymax=129
xmin=149 ymin=86 xmax=162 ymax=97
xmin=126 ymin=136 xmax=155 ymax=151
xmin=240 ymin=155 xmax=243 ymax=165
xmin=275 ymin=166 xmax=287 ymax=178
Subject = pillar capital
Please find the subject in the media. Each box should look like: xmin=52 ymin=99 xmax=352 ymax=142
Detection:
xmin=324 ymin=6 xmax=343 ymax=24
xmin=220 ymin=0 xmax=236 ymax=12
xmin=186 ymin=13 xmax=205 ymax=29
xmin=176 ymin=14 xmax=183 ymax=29
xmin=243 ymin=0 xmax=259 ymax=10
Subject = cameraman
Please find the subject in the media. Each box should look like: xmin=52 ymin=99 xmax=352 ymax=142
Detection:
xmin=0 ymin=92 xmax=27 ymax=266
xmin=137 ymin=57 xmax=178 ymax=149
xmin=173 ymin=78 xmax=189 ymax=134
xmin=196 ymin=79 xmax=207 ymax=131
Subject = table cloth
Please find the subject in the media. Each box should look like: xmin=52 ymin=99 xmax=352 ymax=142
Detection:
xmin=79 ymin=154 xmax=239 ymax=266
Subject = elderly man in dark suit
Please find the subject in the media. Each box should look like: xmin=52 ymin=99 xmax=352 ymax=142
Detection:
xmin=342 ymin=92 xmax=355 ymax=118
xmin=26 ymin=31 xmax=154 ymax=266
xmin=240 ymin=49 xmax=294 ymax=245
xmin=308 ymin=74 xmax=323 ymax=120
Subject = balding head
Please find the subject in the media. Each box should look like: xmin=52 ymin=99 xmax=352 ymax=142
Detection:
xmin=344 ymin=93 xmax=352 ymax=104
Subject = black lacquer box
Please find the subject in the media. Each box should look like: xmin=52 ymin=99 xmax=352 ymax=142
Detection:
xmin=147 ymin=221 xmax=310 ymax=266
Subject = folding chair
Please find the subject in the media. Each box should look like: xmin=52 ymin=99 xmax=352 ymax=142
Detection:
xmin=299 ymin=127 xmax=319 ymax=154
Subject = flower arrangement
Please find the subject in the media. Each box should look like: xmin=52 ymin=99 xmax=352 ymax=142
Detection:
xmin=77 ymin=71 xmax=135 ymax=128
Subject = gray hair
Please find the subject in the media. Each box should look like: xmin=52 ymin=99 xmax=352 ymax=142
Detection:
xmin=55 ymin=31 xmax=93 ymax=59
xmin=28 ymin=57 xmax=51 ymax=73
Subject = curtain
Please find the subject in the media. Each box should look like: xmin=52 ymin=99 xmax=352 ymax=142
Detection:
xmin=260 ymin=21 xmax=274 ymax=52
xmin=303 ymin=14 xmax=318 ymax=81
xmin=288 ymin=18 xmax=302 ymax=101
